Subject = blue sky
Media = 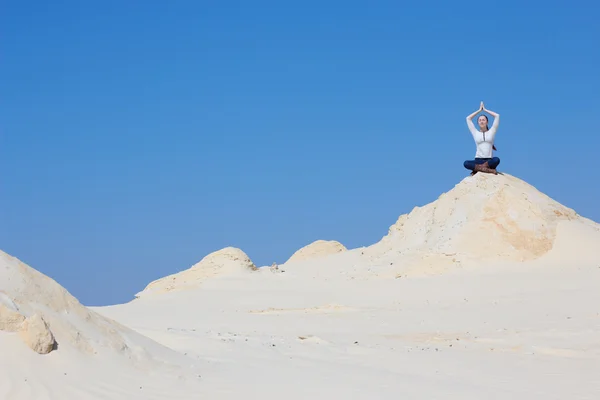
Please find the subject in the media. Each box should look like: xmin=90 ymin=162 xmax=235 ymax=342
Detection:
xmin=2 ymin=1 xmax=599 ymax=306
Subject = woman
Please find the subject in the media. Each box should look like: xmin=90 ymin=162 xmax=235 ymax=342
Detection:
xmin=464 ymin=101 xmax=500 ymax=175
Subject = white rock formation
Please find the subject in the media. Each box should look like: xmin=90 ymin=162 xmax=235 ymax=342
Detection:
xmin=18 ymin=313 xmax=55 ymax=354
xmin=285 ymin=240 xmax=347 ymax=263
xmin=0 ymin=303 xmax=25 ymax=332
xmin=1 ymin=290 xmax=56 ymax=353
xmin=136 ymin=247 xmax=258 ymax=297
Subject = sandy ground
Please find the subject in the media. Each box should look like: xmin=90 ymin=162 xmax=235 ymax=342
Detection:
xmin=96 ymin=258 xmax=600 ymax=399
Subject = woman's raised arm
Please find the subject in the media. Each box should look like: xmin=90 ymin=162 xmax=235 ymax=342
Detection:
xmin=483 ymin=105 xmax=500 ymax=133
xmin=466 ymin=102 xmax=483 ymax=134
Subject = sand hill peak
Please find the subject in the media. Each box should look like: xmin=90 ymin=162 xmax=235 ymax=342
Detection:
xmin=135 ymin=247 xmax=258 ymax=298
xmin=366 ymin=173 xmax=596 ymax=264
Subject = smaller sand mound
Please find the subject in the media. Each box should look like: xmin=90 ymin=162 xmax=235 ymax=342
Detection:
xmin=136 ymin=247 xmax=257 ymax=297
xmin=285 ymin=240 xmax=347 ymax=263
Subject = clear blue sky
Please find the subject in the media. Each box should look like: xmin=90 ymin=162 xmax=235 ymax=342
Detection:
xmin=2 ymin=1 xmax=599 ymax=306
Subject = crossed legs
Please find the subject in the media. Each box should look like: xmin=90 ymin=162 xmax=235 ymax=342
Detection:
xmin=463 ymin=157 xmax=500 ymax=175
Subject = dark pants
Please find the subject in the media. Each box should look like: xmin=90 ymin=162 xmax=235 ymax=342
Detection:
xmin=463 ymin=157 xmax=500 ymax=171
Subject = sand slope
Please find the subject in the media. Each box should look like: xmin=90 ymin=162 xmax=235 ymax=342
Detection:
xmin=350 ymin=173 xmax=600 ymax=279
xmin=371 ymin=173 xmax=591 ymax=260
xmin=0 ymin=251 xmax=204 ymax=399
xmin=4 ymin=173 xmax=600 ymax=399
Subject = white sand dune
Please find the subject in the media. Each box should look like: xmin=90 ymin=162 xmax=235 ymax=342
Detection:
xmin=367 ymin=172 xmax=593 ymax=261
xmin=134 ymin=247 xmax=258 ymax=298
xmin=284 ymin=239 xmax=347 ymax=264
xmin=3 ymin=173 xmax=600 ymax=399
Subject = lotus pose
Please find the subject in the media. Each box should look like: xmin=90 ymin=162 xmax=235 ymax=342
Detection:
xmin=464 ymin=102 xmax=500 ymax=175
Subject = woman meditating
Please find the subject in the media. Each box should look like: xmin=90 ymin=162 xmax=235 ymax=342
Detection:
xmin=464 ymin=101 xmax=500 ymax=175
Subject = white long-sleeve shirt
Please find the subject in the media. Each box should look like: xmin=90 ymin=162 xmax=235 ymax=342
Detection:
xmin=466 ymin=115 xmax=500 ymax=158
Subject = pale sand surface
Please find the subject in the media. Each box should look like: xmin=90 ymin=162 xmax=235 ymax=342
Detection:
xmin=3 ymin=173 xmax=600 ymax=399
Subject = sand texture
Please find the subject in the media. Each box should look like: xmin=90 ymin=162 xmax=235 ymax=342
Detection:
xmin=2 ymin=173 xmax=600 ymax=399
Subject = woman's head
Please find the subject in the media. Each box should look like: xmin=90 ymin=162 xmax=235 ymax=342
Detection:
xmin=478 ymin=114 xmax=489 ymax=131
